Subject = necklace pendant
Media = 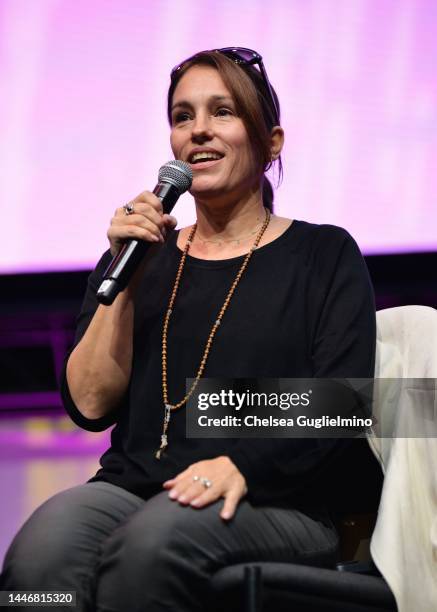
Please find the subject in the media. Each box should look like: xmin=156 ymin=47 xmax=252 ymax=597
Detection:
xmin=155 ymin=405 xmax=172 ymax=459
xmin=155 ymin=434 xmax=168 ymax=460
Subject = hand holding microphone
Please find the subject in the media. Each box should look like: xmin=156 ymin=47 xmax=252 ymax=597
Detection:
xmin=107 ymin=194 xmax=176 ymax=257
xmin=97 ymin=160 xmax=193 ymax=305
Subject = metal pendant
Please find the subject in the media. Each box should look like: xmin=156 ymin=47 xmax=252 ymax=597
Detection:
xmin=155 ymin=404 xmax=173 ymax=459
xmin=155 ymin=433 xmax=168 ymax=459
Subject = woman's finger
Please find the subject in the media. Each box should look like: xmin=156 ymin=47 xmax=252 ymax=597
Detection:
xmin=107 ymin=224 xmax=162 ymax=247
xmin=161 ymin=214 xmax=178 ymax=238
xmin=220 ymin=489 xmax=242 ymax=521
xmin=163 ymin=214 xmax=178 ymax=228
xmin=189 ymin=486 xmax=222 ymax=508
xmin=167 ymin=477 xmax=211 ymax=502
xmin=112 ymin=209 xmax=164 ymax=233
xmin=111 ymin=214 xmax=164 ymax=238
xmin=130 ymin=190 xmax=163 ymax=214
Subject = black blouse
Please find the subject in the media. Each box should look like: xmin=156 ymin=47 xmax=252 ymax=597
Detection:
xmin=61 ymin=220 xmax=383 ymax=517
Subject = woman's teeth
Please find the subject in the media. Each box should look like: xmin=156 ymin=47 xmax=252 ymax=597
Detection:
xmin=191 ymin=153 xmax=223 ymax=163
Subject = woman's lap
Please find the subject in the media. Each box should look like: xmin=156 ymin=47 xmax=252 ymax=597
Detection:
xmin=0 ymin=481 xmax=338 ymax=612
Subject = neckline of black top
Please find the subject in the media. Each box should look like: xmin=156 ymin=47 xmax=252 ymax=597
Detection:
xmin=168 ymin=219 xmax=301 ymax=269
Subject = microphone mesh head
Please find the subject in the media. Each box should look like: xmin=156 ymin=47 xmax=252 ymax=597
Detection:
xmin=158 ymin=160 xmax=193 ymax=193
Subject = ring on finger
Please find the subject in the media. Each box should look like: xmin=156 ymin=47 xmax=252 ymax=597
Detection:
xmin=200 ymin=477 xmax=212 ymax=489
xmin=193 ymin=475 xmax=200 ymax=482
xmin=123 ymin=202 xmax=135 ymax=216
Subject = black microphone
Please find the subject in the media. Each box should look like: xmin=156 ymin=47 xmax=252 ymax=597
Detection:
xmin=96 ymin=160 xmax=193 ymax=305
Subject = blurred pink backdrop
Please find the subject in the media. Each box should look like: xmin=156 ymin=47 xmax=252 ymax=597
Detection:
xmin=1 ymin=0 xmax=436 ymax=273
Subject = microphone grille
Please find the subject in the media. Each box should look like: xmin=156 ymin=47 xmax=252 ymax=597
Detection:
xmin=158 ymin=160 xmax=193 ymax=193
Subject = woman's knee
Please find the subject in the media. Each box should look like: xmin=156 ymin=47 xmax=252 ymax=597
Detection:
xmin=98 ymin=491 xmax=222 ymax=576
xmin=2 ymin=486 xmax=90 ymax=587
xmin=1 ymin=482 xmax=140 ymax=590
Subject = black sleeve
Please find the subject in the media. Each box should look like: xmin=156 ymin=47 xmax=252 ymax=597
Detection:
xmin=226 ymin=227 xmax=378 ymax=507
xmin=59 ymin=250 xmax=126 ymax=432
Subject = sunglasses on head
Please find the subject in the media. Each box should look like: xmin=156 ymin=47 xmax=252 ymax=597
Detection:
xmin=170 ymin=47 xmax=279 ymax=125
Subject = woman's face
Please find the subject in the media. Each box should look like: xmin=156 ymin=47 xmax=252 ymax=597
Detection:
xmin=170 ymin=65 xmax=260 ymax=202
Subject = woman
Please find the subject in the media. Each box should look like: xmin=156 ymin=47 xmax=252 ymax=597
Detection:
xmin=1 ymin=48 xmax=382 ymax=611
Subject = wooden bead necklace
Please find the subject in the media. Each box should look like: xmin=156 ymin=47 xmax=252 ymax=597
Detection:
xmin=155 ymin=207 xmax=271 ymax=459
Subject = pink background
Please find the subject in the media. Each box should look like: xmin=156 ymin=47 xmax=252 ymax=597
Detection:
xmin=1 ymin=0 xmax=436 ymax=273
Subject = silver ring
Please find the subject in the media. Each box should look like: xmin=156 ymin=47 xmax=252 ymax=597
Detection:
xmin=200 ymin=477 xmax=212 ymax=489
xmin=123 ymin=202 xmax=135 ymax=216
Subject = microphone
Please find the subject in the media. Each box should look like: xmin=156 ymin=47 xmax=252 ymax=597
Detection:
xmin=96 ymin=160 xmax=193 ymax=305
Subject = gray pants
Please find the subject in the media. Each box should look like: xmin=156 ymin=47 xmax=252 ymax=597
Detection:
xmin=1 ymin=481 xmax=338 ymax=611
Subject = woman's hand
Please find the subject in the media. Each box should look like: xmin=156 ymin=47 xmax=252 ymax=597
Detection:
xmin=163 ymin=456 xmax=248 ymax=521
xmin=107 ymin=191 xmax=178 ymax=256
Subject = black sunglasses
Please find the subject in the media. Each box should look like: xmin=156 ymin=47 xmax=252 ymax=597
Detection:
xmin=170 ymin=46 xmax=279 ymax=125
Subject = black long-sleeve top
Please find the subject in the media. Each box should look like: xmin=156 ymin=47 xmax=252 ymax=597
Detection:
xmin=61 ymin=220 xmax=383 ymax=518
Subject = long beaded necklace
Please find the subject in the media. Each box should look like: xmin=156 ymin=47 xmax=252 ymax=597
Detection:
xmin=155 ymin=207 xmax=271 ymax=459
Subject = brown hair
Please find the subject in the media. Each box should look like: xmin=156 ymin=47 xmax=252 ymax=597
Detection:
xmin=167 ymin=51 xmax=283 ymax=212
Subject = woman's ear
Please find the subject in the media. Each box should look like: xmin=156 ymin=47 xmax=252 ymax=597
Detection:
xmin=270 ymin=126 xmax=285 ymax=160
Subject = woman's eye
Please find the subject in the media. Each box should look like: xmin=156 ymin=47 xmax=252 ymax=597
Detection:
xmin=173 ymin=112 xmax=191 ymax=124
xmin=216 ymin=108 xmax=232 ymax=117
